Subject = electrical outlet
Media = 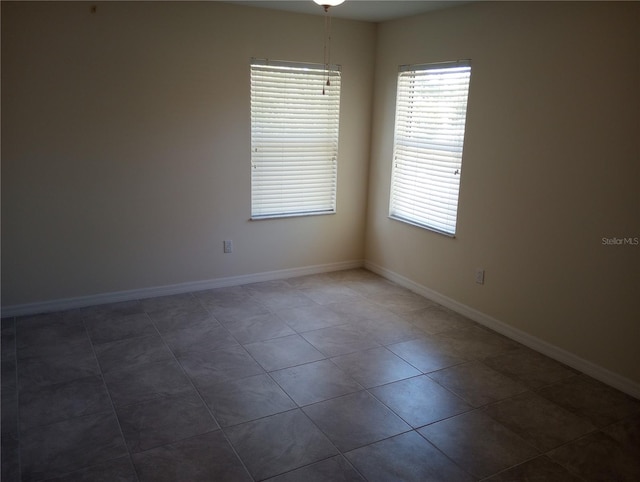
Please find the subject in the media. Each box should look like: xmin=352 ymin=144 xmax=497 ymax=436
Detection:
xmin=223 ymin=240 xmax=233 ymax=254
xmin=475 ymin=268 xmax=485 ymax=285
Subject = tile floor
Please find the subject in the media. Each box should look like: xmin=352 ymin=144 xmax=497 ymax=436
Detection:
xmin=2 ymin=268 xmax=639 ymax=481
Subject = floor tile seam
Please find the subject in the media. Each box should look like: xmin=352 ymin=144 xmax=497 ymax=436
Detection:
xmin=17 ymin=407 xmax=116 ymax=436
xmin=423 ymin=375 xmax=532 ymax=412
xmin=2 ymin=320 xmax=19 ymax=386
xmin=191 ymin=289 xmax=262 ymax=321
xmin=151 ymin=319 xmax=223 ymax=427
xmin=326 ymin=344 xmax=403 ymax=369
xmin=240 ymin=337 xmax=329 ymax=374
xmin=212 ymin=424 xmax=255 ymax=481
xmin=36 ymin=454 xmax=140 ymax=482
xmin=528 ymin=374 xmax=597 ymax=413
xmin=347 ymin=428 xmax=472 ymax=480
xmin=216 ymin=405 xmax=302 ymax=432
xmin=14 ymin=336 xmax=97 ymax=363
xmin=243 ymin=287 xmax=308 ymax=303
xmin=479 ymin=357 xmax=579 ymax=392
xmin=362 ymin=380 xmax=477 ymax=430
xmin=524 ymin=373 xmax=584 ymax=392
xmin=1 ymin=354 xmax=18 ymax=365
xmin=259 ymin=453 xmax=366 ymax=482
xmin=265 ymin=364 xmax=366 ymax=411
xmin=100 ymin=356 xmax=195 ymax=384
xmin=87 ymin=329 xmax=163 ymax=349
xmin=16 ymin=373 xmax=121 ymax=433
xmin=135 ymin=291 xmax=199 ymax=312
xmin=1 ymin=320 xmax=17 ymax=351
xmin=82 ymin=326 xmax=142 ymax=482
xmin=542 ymin=425 xmax=633 ymax=459
xmin=361 ymin=383 xmax=427 ymax=428
xmin=80 ymin=307 xmax=148 ymax=332
xmin=192 ymin=288 xmax=307 ymax=346
xmin=223 ymin=317 xmax=305 ymax=347
xmin=1 ymin=316 xmax=17 ymax=327
xmin=82 ymin=309 xmax=153 ymax=324
xmin=395 ymin=349 xmax=472 ymax=377
xmin=600 ymin=409 xmax=640 ymax=431
xmin=478 ymin=387 xmax=602 ymax=434
xmin=4 ymin=318 xmax=23 ymax=482
xmin=291 ymin=402 xmax=391 ymax=476
xmin=375 ymin=331 xmax=438 ymax=348
xmin=477 ymin=395 xmax=605 ymax=454
xmin=297 ymin=289 xmax=369 ymax=307
xmin=97 ymin=354 xmax=178 ymax=377
xmin=126 ymin=425 xmax=221 ymax=457
xmin=536 ymin=372 xmax=640 ymax=407
xmin=322 ymin=299 xmax=397 ymax=320
xmin=474 ymin=388 xmax=541 ymax=410
xmin=183 ymin=362 xmax=269 ymax=389
xmin=130 ymin=428 xmax=254 ymax=481
xmin=276 ymin=317 xmax=353 ymax=336
xmin=145 ymin=321 xmax=257 ymax=481
xmin=140 ymin=317 xmax=223 ymax=340
xmin=151 ymin=304 xmax=248 ymax=356
xmin=261 ymin=368 xmax=300 ymax=410
xmin=542 ymin=440 xmax=597 ymax=481
xmin=417 ymin=405 xmax=546 ymax=460
xmin=143 ymin=304 xmax=214 ymax=323
xmin=296 ymin=388 xmax=417 ymax=451
xmin=294 ymin=335 xmax=377 ymax=360
xmin=219 ymin=406 xmax=329 ymax=481
xmin=18 ymin=323 xmax=130 ymax=480
xmin=540 ymin=425 xmax=604 ymax=455
xmin=323 ymin=354 xmax=376 ymax=388
xmin=355 ymin=368 xmax=425 ymax=391
xmin=475 ymin=454 xmax=567 ymax=482
xmin=94 ymin=310 xmax=211 ymax=432
xmin=285 ymin=315 xmax=363 ymax=337
xmin=470 ymin=357 xmax=538 ymax=390
xmin=413 ymin=424 xmax=532 ymax=482
xmin=16 ymin=321 xmax=113 ymax=418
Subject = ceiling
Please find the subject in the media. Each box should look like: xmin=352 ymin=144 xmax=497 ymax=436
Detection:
xmin=221 ymin=1 xmax=471 ymax=23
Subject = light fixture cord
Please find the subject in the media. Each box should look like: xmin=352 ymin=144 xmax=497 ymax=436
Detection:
xmin=323 ymin=6 xmax=332 ymax=94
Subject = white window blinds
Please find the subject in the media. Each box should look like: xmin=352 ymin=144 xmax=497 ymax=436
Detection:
xmin=250 ymin=59 xmax=341 ymax=219
xmin=389 ymin=61 xmax=471 ymax=236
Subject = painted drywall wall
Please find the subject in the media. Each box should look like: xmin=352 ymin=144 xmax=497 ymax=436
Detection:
xmin=367 ymin=1 xmax=640 ymax=385
xmin=1 ymin=1 xmax=375 ymax=305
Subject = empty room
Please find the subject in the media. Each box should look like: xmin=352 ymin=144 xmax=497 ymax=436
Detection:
xmin=1 ymin=1 xmax=638 ymax=481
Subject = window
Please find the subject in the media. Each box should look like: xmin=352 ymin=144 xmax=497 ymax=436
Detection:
xmin=250 ymin=59 xmax=341 ymax=219
xmin=389 ymin=61 xmax=471 ymax=236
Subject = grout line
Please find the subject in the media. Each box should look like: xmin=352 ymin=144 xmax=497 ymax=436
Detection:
xmin=80 ymin=312 xmax=143 ymax=482
xmin=151 ymin=298 xmax=256 ymax=481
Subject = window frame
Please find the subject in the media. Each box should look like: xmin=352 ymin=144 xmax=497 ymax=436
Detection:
xmin=389 ymin=60 xmax=472 ymax=237
xmin=250 ymin=59 xmax=341 ymax=220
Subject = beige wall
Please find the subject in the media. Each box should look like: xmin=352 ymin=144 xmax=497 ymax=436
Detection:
xmin=367 ymin=1 xmax=640 ymax=384
xmin=1 ymin=1 xmax=375 ymax=304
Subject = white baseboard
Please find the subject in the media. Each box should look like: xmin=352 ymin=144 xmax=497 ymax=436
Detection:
xmin=364 ymin=261 xmax=640 ymax=400
xmin=2 ymin=259 xmax=364 ymax=318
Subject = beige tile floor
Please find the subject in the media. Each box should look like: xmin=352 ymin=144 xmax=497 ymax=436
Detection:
xmin=2 ymin=268 xmax=639 ymax=481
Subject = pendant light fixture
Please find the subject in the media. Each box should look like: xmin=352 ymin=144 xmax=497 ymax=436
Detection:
xmin=313 ymin=0 xmax=345 ymax=10
xmin=313 ymin=0 xmax=345 ymax=94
